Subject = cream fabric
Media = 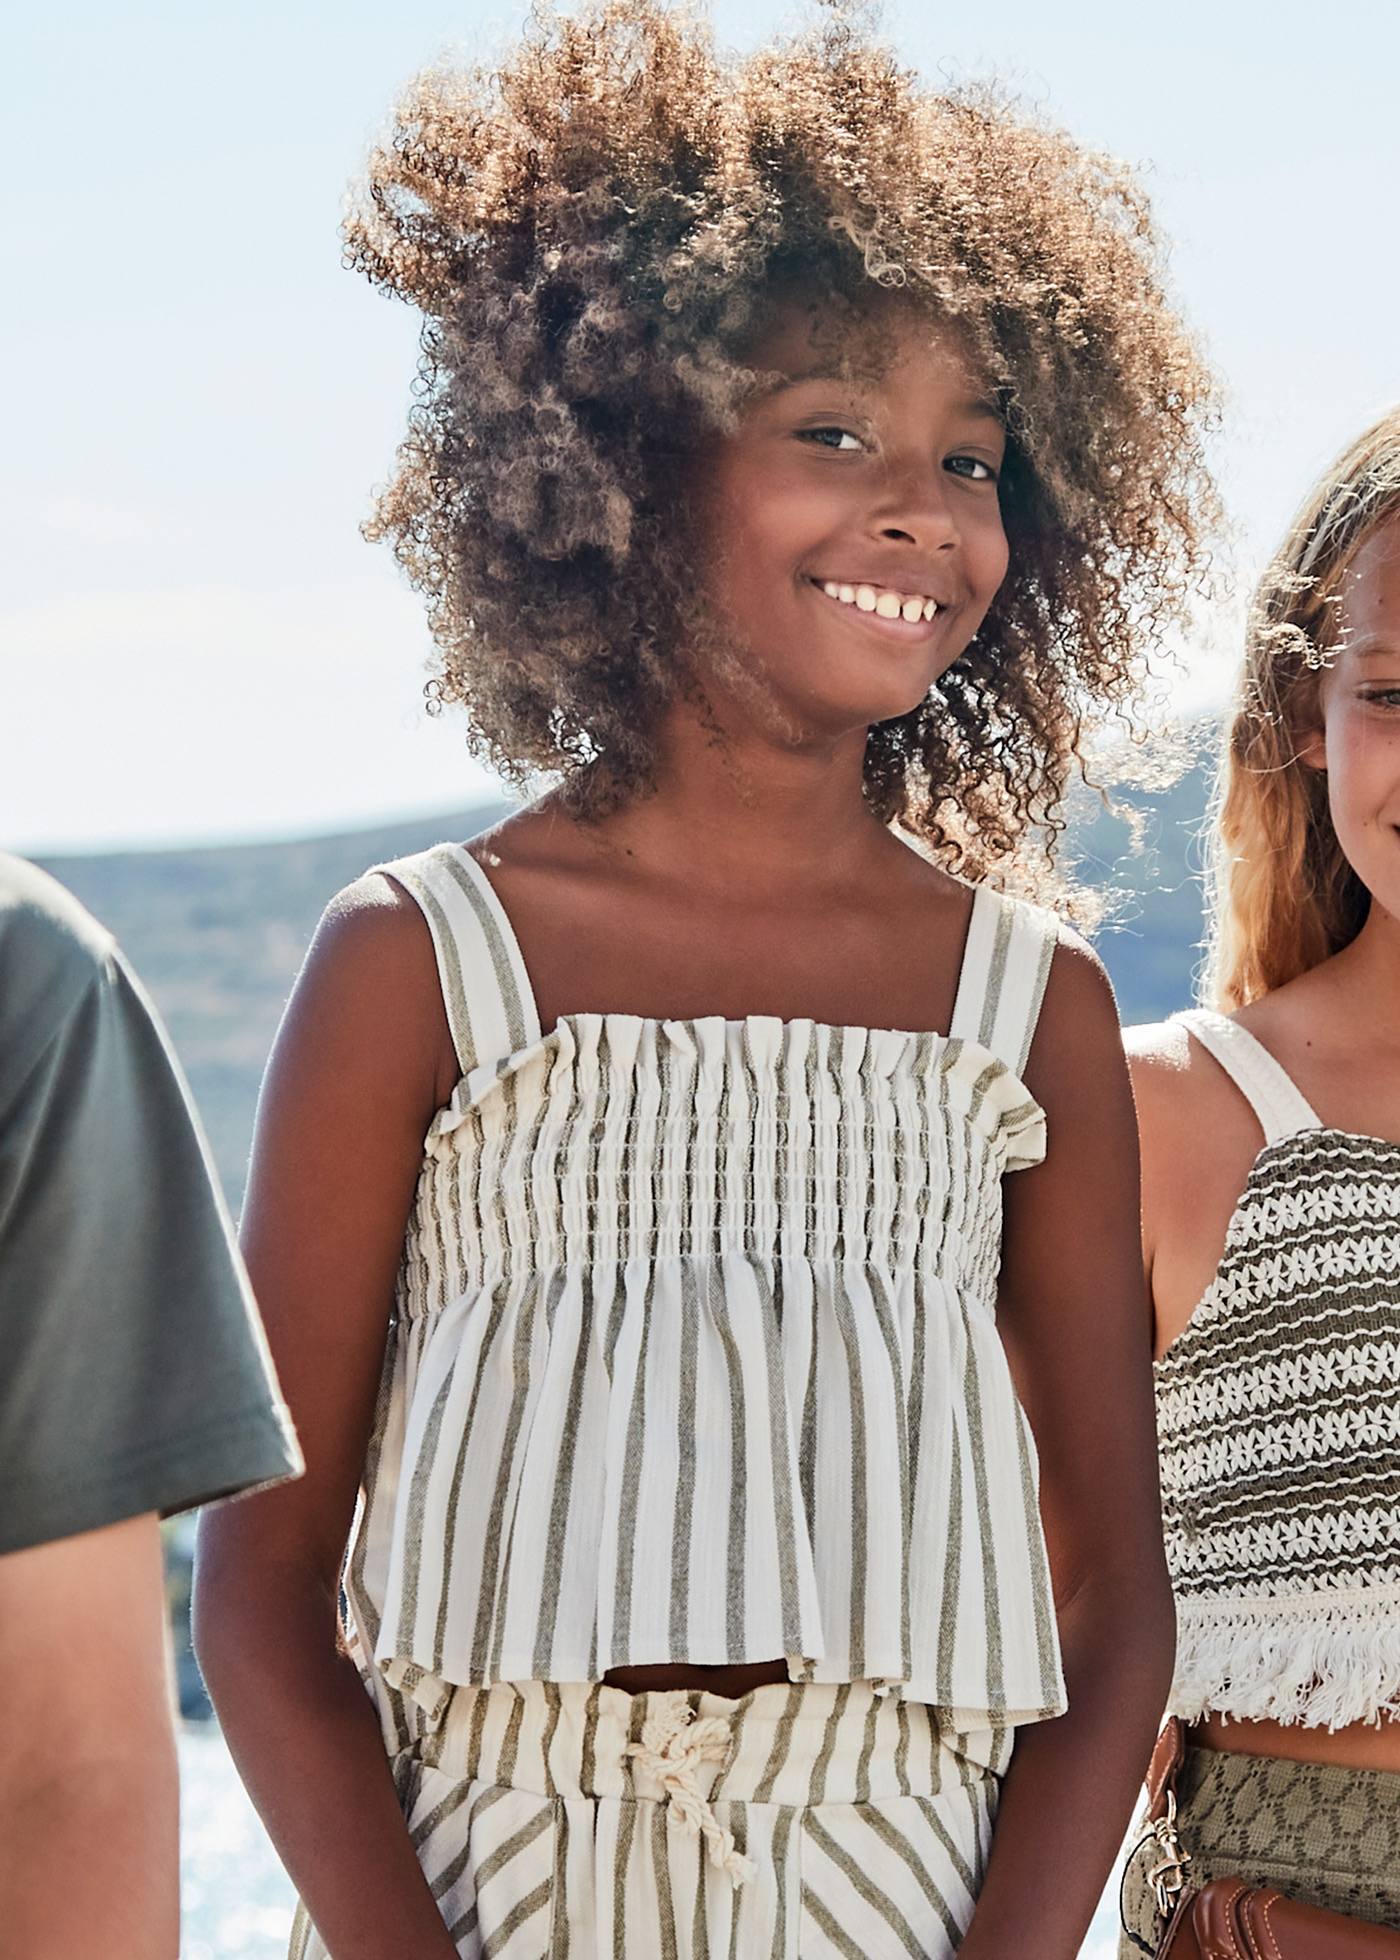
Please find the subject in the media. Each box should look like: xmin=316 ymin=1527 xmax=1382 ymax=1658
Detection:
xmin=342 ymin=843 xmax=1068 ymax=1746
xmin=289 ymin=1680 xmax=1009 ymax=1959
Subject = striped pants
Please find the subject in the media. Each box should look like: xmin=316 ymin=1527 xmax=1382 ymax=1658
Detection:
xmin=289 ymin=1680 xmax=1007 ymax=1958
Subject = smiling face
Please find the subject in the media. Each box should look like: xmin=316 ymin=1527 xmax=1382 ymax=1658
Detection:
xmin=690 ymin=290 xmax=1010 ymax=741
xmin=1298 ymin=515 xmax=1400 ymax=924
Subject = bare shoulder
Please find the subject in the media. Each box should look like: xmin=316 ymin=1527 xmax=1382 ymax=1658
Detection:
xmin=312 ymin=869 xmax=439 ymax=996
xmin=1031 ymin=926 xmax=1121 ymax=1073
xmin=1123 ymin=1016 xmax=1227 ymax=1142
xmin=280 ymin=870 xmax=456 ymax=1114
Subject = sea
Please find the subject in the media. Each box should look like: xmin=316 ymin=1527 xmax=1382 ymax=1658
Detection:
xmin=179 ymin=1725 xmax=1127 ymax=1957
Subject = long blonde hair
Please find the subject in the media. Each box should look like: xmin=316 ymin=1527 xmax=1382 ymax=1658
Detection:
xmin=1205 ymin=409 xmax=1400 ymax=1009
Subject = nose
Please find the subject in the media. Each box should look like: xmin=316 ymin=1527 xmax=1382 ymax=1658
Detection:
xmin=867 ymin=458 xmax=960 ymax=552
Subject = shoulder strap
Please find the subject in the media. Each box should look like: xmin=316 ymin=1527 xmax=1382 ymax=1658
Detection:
xmin=371 ymin=843 xmax=541 ymax=1077
xmin=949 ymin=885 xmax=1060 ymax=1079
xmin=1174 ymin=1008 xmax=1320 ymax=1143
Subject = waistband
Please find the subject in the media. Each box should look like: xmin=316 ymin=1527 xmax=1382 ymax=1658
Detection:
xmin=414 ymin=1680 xmax=1009 ymax=1810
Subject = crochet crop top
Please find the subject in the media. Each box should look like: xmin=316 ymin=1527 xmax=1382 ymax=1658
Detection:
xmin=1157 ymin=1009 xmax=1400 ymax=1729
xmin=341 ymin=842 xmax=1069 ymax=1746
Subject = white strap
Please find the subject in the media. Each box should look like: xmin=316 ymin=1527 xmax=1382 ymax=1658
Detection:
xmin=372 ymin=843 xmax=541 ymax=1076
xmin=950 ymin=885 xmax=1059 ymax=1078
xmin=1173 ymin=1008 xmax=1321 ymax=1144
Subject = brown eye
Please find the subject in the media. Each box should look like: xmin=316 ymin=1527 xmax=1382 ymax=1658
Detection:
xmin=946 ymin=454 xmax=998 ymax=483
xmin=798 ymin=426 xmax=864 ymax=453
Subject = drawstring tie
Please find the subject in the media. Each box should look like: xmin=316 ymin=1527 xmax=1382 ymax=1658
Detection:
xmin=624 ymin=1693 xmax=756 ymax=1888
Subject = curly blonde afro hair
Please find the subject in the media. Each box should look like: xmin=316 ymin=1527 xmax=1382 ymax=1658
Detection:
xmin=347 ymin=0 xmax=1219 ymax=876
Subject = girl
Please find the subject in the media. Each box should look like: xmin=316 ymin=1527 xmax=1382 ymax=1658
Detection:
xmin=195 ymin=6 xmax=1216 ymax=1954
xmin=1122 ymin=409 xmax=1400 ymax=1949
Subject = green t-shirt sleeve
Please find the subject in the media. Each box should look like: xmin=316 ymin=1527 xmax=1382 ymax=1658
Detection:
xmin=0 ymin=887 xmax=302 ymax=1555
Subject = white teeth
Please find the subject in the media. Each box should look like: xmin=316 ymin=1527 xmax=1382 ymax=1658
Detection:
xmin=816 ymin=578 xmax=941 ymax=621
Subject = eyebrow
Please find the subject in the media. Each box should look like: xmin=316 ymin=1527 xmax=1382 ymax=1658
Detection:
xmin=768 ymin=370 xmax=1003 ymax=420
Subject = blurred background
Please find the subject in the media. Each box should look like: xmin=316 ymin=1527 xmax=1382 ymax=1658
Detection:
xmin=4 ymin=0 xmax=1397 ymax=1952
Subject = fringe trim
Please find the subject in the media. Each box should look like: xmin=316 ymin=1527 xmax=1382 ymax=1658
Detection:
xmin=1171 ymin=1589 xmax=1400 ymax=1729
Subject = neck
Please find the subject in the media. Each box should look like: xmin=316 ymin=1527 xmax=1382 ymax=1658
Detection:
xmin=603 ymin=693 xmax=890 ymax=900
xmin=1317 ymin=898 xmax=1400 ymax=1046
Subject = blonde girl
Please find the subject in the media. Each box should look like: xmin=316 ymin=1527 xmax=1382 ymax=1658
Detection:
xmin=195 ymin=5 xmax=1216 ymax=1954
xmin=1123 ymin=409 xmax=1400 ymax=1946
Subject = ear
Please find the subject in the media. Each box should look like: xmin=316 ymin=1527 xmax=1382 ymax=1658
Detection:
xmin=1294 ymin=720 xmax=1327 ymax=772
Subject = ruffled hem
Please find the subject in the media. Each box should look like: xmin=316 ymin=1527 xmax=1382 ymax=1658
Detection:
xmin=1170 ymin=1586 xmax=1400 ymax=1728
xmin=360 ymin=1248 xmax=1065 ymax=1735
xmin=374 ymin=1650 xmax=1066 ymax=1736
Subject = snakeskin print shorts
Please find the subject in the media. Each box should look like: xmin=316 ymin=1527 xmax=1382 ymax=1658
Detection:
xmin=1118 ymin=1744 xmax=1400 ymax=1956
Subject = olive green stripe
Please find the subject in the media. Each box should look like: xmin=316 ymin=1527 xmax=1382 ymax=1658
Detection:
xmin=962 ymin=1310 xmax=1006 ymax=1712
xmin=469 ymin=1275 xmax=545 ymax=1678
xmin=808 ymin=1682 xmax=852 ymax=1806
xmin=771 ymin=1805 xmax=794 ymax=1954
xmin=858 ymin=1802 xmax=963 ymax=1943
xmin=579 ymin=1682 xmax=603 ymax=1798
xmin=753 ymin=1261 xmax=804 ymax=1657
xmin=552 ymin=1798 xmax=571 ymax=1957
xmin=799 ymin=1879 xmax=879 ymax=1959
xmin=612 ymin=1789 xmax=639 ymax=1960
xmin=976 ymin=897 xmax=1015 ymax=1051
xmin=430 ymin=1783 xmax=510 ymax=1898
xmin=751 ymin=1682 xmax=805 ymax=1803
xmin=709 ymin=1257 xmax=749 ymax=1655
xmin=652 ymin=1801 xmax=681 ymax=1960
xmin=892 ymin=1698 xmax=911 ymax=1795
xmin=854 ymin=1688 xmax=880 ymax=1803
xmin=533 ymin=1275 xmax=596 ymax=1678
xmin=540 ymin=1682 xmax=563 ymax=1799
xmin=935 ymin=1423 xmax=963 ymax=1707
xmin=804 ymin=1812 xmax=928 ymax=1957
xmin=383 ymin=863 xmax=478 ymax=1071
xmin=725 ymin=1804 xmax=748 ymax=1960
xmin=395 ymin=1347 xmax=465 ymax=1657
xmin=830 ymin=1263 xmax=869 ymax=1678
xmin=670 ymin=1260 xmax=702 ymax=1654
xmin=411 ymin=1285 xmax=511 ymax=1666
xmin=1014 ymin=1405 xmax=1062 ymax=1710
xmin=1014 ymin=915 xmax=1056 ymax=1076
xmin=867 ymin=1266 xmax=912 ymax=1674
xmin=476 ymin=1875 xmax=552 ymax=1957
xmin=439 ymin=846 xmax=532 ymax=1053
xmin=409 ymin=1763 xmax=478 ymax=1851
xmin=612 ymin=1268 xmax=659 ymax=1661
xmin=911 ymin=1794 xmax=976 ymax=1894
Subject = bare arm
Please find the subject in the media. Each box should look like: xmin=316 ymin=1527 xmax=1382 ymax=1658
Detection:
xmin=194 ymin=881 xmax=461 ymax=1960
xmin=958 ymin=943 xmax=1173 ymax=1960
xmin=0 ymin=1514 xmax=179 ymax=1959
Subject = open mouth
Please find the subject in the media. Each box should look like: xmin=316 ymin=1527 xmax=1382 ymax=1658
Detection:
xmin=808 ymin=577 xmax=944 ymax=627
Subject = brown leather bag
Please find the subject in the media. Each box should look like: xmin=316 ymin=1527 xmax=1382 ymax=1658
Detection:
xmin=1122 ymin=1719 xmax=1400 ymax=1958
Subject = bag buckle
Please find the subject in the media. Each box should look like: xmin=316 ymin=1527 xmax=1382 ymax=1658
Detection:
xmin=1146 ymin=1789 xmax=1192 ymax=1916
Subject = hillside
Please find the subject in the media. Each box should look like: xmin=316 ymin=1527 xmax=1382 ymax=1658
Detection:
xmin=37 ymin=768 xmax=1210 ymax=1212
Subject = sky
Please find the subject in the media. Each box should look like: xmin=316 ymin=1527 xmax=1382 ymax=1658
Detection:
xmin=3 ymin=0 xmax=1397 ymax=854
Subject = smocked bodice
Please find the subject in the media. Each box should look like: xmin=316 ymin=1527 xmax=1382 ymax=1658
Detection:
xmin=343 ymin=843 xmax=1069 ymax=1746
xmin=1156 ymin=1010 xmax=1400 ymax=1729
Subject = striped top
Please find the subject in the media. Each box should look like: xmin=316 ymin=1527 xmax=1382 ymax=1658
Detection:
xmin=1157 ymin=1009 xmax=1400 ymax=1729
xmin=343 ymin=842 xmax=1068 ymax=1747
